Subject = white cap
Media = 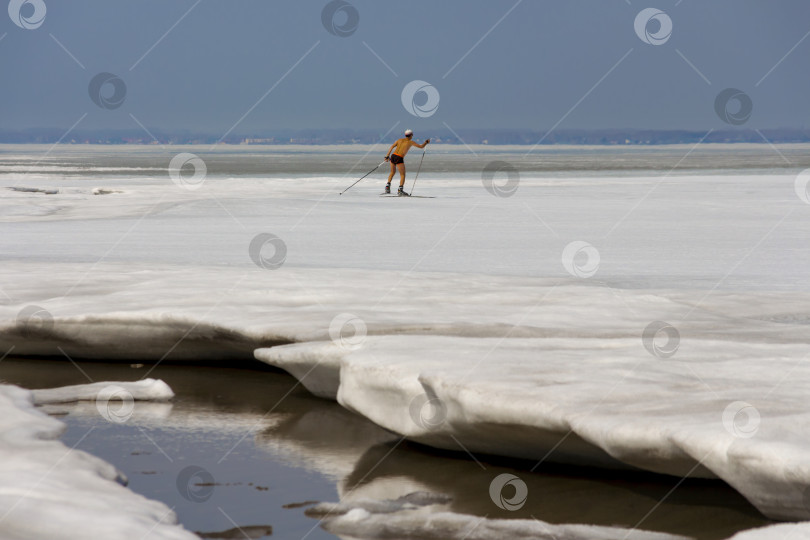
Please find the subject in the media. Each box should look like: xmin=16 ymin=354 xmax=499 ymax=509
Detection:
xmin=404 ymin=129 xmax=413 ymax=136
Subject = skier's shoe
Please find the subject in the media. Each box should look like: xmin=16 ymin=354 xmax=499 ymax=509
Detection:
xmin=384 ymin=183 xmax=391 ymax=194
xmin=398 ymin=187 xmax=410 ymax=196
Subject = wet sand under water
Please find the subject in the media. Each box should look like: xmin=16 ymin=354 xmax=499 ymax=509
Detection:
xmin=0 ymin=358 xmax=772 ymax=540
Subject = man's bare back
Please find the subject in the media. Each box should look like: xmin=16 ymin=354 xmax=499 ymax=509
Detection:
xmin=391 ymin=137 xmax=416 ymax=157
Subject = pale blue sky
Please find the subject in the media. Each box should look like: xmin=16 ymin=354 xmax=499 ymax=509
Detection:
xmin=1 ymin=0 xmax=808 ymax=134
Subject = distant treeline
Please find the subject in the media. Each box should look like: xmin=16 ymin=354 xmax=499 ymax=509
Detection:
xmin=2 ymin=128 xmax=809 ymax=146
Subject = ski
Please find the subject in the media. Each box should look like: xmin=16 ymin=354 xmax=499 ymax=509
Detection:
xmin=379 ymin=194 xmax=435 ymax=198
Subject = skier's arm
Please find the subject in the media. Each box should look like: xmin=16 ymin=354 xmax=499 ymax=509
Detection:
xmin=415 ymin=138 xmax=430 ymax=148
xmin=385 ymin=142 xmax=397 ymax=159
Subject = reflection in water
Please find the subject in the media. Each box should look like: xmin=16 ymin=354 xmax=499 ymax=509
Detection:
xmin=0 ymin=358 xmax=771 ymax=540
xmin=39 ymin=401 xmax=174 ymax=421
xmin=343 ymin=442 xmax=768 ymax=539
xmin=197 ymin=525 xmax=273 ymax=539
xmin=257 ymin=406 xmax=397 ymax=480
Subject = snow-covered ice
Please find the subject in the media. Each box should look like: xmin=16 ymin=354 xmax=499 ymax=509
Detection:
xmin=5 ymin=257 xmax=810 ymax=522
xmin=728 ymin=523 xmax=810 ymax=540
xmin=31 ymin=378 xmax=174 ymax=404
xmin=5 ymin=145 xmax=810 ymax=537
xmin=261 ymin=331 xmax=810 ymax=521
xmin=306 ymin=493 xmax=690 ymax=540
xmin=0 ymin=383 xmax=195 ymax=540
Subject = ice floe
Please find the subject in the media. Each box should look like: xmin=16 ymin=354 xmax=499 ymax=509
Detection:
xmin=260 ymin=331 xmax=810 ymax=522
xmin=306 ymin=492 xmax=690 ymax=540
xmin=0 ymin=383 xmax=195 ymax=539
xmin=5 ymin=260 xmax=810 ymax=522
xmin=728 ymin=523 xmax=810 ymax=539
xmin=31 ymin=378 xmax=174 ymax=404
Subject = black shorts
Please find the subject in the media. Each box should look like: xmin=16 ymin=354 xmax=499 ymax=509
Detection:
xmin=390 ymin=154 xmax=404 ymax=165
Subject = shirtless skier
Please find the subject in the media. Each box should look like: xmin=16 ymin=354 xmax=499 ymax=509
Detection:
xmin=384 ymin=129 xmax=430 ymax=196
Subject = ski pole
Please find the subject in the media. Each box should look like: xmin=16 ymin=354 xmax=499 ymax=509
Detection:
xmin=410 ymin=148 xmax=426 ymax=195
xmin=339 ymin=160 xmax=387 ymax=195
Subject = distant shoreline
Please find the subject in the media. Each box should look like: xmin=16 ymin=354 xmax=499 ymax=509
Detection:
xmin=2 ymin=128 xmax=809 ymax=147
xmin=1 ymin=142 xmax=809 ymax=151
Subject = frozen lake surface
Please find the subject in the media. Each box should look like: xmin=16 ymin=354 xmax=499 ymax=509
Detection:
xmin=2 ymin=144 xmax=810 ymax=539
